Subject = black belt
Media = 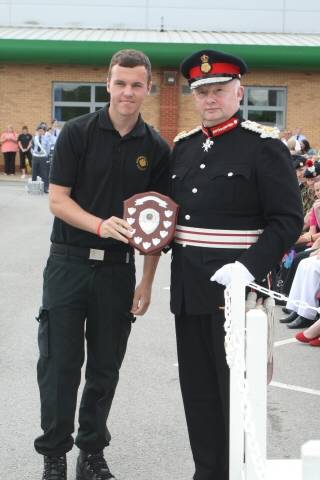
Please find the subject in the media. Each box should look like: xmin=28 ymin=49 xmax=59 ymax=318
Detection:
xmin=50 ymin=243 xmax=133 ymax=264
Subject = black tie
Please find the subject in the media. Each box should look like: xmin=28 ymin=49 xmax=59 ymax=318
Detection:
xmin=37 ymin=136 xmax=42 ymax=153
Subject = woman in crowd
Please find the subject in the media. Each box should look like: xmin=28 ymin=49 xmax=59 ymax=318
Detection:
xmin=300 ymin=139 xmax=317 ymax=156
xmin=0 ymin=125 xmax=18 ymax=175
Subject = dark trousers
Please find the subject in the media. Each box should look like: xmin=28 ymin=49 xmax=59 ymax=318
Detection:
xmin=34 ymin=253 xmax=135 ymax=456
xmin=3 ymin=151 xmax=16 ymax=174
xmin=175 ymin=310 xmax=229 ymax=480
xmin=32 ymin=155 xmax=50 ymax=191
xmin=19 ymin=149 xmax=32 ymax=169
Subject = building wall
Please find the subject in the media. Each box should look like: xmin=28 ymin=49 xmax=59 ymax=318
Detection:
xmin=1 ymin=64 xmax=320 ymax=169
xmin=1 ymin=0 xmax=320 ymax=34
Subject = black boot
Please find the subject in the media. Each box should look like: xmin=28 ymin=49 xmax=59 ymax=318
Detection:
xmin=76 ymin=450 xmax=115 ymax=479
xmin=279 ymin=311 xmax=298 ymax=323
xmin=42 ymin=455 xmax=67 ymax=480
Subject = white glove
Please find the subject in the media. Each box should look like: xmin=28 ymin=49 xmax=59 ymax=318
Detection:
xmin=210 ymin=261 xmax=254 ymax=287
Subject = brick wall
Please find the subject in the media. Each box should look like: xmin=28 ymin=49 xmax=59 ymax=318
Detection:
xmin=159 ymin=69 xmax=179 ymax=145
xmin=1 ymin=64 xmax=320 ymax=169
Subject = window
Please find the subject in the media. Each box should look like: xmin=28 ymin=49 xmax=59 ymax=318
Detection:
xmin=241 ymin=87 xmax=287 ymax=129
xmin=53 ymin=83 xmax=109 ymax=122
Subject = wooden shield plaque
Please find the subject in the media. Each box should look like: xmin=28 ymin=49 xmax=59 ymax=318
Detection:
xmin=123 ymin=191 xmax=179 ymax=254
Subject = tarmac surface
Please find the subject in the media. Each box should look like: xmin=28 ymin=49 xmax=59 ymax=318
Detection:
xmin=0 ymin=175 xmax=319 ymax=479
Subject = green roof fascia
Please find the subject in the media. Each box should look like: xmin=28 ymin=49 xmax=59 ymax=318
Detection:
xmin=0 ymin=38 xmax=320 ymax=70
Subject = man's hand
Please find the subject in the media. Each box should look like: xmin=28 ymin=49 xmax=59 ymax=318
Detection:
xmin=210 ymin=261 xmax=254 ymax=287
xmin=130 ymin=281 xmax=152 ymax=316
xmin=99 ymin=216 xmax=134 ymax=243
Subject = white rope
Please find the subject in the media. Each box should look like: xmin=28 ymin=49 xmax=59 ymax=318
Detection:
xmin=249 ymin=282 xmax=320 ymax=314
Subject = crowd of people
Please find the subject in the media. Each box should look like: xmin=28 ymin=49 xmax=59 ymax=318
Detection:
xmin=0 ymin=120 xmax=61 ymax=192
xmin=276 ymin=137 xmax=320 ymax=347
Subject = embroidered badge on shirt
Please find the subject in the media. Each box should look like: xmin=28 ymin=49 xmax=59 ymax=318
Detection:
xmin=136 ymin=156 xmax=148 ymax=171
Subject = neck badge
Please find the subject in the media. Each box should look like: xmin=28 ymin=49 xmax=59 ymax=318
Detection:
xmin=202 ymin=138 xmax=214 ymax=152
xmin=201 ymin=116 xmax=239 ymax=152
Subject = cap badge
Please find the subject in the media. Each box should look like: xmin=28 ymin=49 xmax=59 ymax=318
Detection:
xmin=136 ymin=156 xmax=148 ymax=171
xmin=200 ymin=54 xmax=212 ymax=74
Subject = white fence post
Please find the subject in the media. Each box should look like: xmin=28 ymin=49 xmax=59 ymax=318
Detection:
xmin=228 ymin=279 xmax=320 ymax=480
xmin=245 ymin=309 xmax=267 ymax=480
xmin=229 ymin=270 xmax=246 ymax=480
xmin=302 ymin=441 xmax=320 ymax=480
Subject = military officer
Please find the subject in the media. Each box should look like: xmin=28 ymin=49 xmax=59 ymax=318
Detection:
xmin=170 ymin=50 xmax=303 ymax=480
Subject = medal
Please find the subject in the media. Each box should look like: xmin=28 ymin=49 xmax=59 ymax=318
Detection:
xmin=202 ymin=137 xmax=214 ymax=152
xmin=201 ymin=117 xmax=239 ymax=152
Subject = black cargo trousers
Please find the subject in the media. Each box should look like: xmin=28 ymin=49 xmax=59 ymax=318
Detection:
xmin=34 ymin=249 xmax=135 ymax=457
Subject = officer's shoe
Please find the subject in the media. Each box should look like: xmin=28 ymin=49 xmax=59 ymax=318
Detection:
xmin=76 ymin=450 xmax=115 ymax=480
xmin=42 ymin=454 xmax=67 ymax=479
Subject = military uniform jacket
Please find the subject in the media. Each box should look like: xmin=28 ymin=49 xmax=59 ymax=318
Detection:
xmin=170 ymin=114 xmax=303 ymax=315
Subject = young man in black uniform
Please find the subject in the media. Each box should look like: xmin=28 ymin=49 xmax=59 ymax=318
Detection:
xmin=34 ymin=49 xmax=170 ymax=480
xmin=170 ymin=50 xmax=303 ymax=480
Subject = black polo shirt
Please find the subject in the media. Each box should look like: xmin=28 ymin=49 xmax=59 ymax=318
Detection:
xmin=18 ymin=133 xmax=32 ymax=149
xmin=50 ymin=106 xmax=170 ymax=249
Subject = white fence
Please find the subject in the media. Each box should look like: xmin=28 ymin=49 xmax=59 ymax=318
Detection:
xmin=227 ymin=272 xmax=320 ymax=480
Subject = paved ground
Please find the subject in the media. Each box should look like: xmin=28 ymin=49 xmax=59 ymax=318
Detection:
xmin=0 ymin=177 xmax=319 ymax=479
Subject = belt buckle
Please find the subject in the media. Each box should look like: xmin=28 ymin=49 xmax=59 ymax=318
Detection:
xmin=89 ymin=248 xmax=105 ymax=261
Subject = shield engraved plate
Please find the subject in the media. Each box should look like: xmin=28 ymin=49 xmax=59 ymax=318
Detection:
xmin=123 ymin=191 xmax=179 ymax=254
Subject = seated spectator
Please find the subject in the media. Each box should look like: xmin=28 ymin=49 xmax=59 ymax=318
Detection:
xmin=287 ymin=135 xmax=301 ymax=155
xmin=276 ymin=163 xmax=320 ymax=300
xmin=297 ymin=177 xmax=320 ymax=246
xmin=0 ymin=125 xmax=18 ymax=175
xmin=280 ymin=255 xmax=319 ymax=329
xmin=301 ymin=160 xmax=319 ymax=226
xmin=300 ymin=139 xmax=317 ymax=156
xmin=292 ymin=154 xmax=306 ymax=190
xmin=18 ymin=125 xmax=33 ymax=178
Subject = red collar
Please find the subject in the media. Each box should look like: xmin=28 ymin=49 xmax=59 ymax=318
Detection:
xmin=202 ymin=116 xmax=239 ymax=138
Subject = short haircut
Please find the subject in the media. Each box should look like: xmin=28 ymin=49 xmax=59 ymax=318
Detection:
xmin=22 ymin=125 xmax=28 ymax=130
xmin=107 ymin=49 xmax=152 ymax=82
